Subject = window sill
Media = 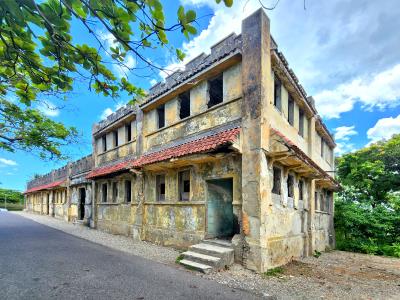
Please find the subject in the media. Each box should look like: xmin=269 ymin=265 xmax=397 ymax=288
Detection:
xmin=98 ymin=202 xmax=119 ymax=205
xmin=315 ymin=210 xmax=330 ymax=215
xmin=144 ymin=201 xmax=205 ymax=205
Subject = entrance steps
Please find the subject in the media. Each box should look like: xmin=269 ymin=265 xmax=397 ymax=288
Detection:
xmin=179 ymin=239 xmax=234 ymax=273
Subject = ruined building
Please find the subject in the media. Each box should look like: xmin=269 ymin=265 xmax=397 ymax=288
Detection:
xmin=24 ymin=9 xmax=338 ymax=273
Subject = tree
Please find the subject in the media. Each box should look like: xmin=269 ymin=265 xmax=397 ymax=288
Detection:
xmin=0 ymin=0 xmax=234 ymax=159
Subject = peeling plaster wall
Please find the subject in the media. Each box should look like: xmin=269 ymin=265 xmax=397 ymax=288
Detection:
xmin=95 ymin=174 xmax=139 ymax=236
xmin=70 ymin=183 xmax=92 ymax=224
xmin=143 ymin=63 xmax=242 ymax=152
xmin=142 ymin=154 xmax=242 ymax=248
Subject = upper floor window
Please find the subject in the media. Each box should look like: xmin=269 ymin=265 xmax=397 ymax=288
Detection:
xmin=157 ymin=104 xmax=165 ymax=129
xmin=274 ymin=75 xmax=282 ymax=111
xmin=102 ymin=135 xmax=107 ymax=152
xmin=207 ymin=74 xmax=223 ymax=108
xmin=102 ymin=183 xmax=108 ymax=203
xmin=299 ymin=109 xmax=304 ymax=137
xmin=156 ymin=174 xmax=166 ymax=201
xmin=179 ymin=91 xmax=191 ymax=119
xmin=321 ymin=137 xmax=325 ymax=157
xmin=288 ymin=96 xmax=294 ymax=126
xmin=125 ymin=124 xmax=132 ymax=142
xmin=125 ymin=180 xmax=132 ymax=203
xmin=287 ymin=174 xmax=294 ymax=198
xmin=272 ymin=166 xmax=281 ymax=195
xmin=113 ymin=130 xmax=118 ymax=147
xmin=178 ymin=170 xmax=190 ymax=201
xmin=112 ymin=182 xmax=118 ymax=203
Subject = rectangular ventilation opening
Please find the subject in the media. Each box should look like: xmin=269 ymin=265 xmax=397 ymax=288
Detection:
xmin=207 ymin=74 xmax=223 ymax=108
xmin=179 ymin=91 xmax=191 ymax=119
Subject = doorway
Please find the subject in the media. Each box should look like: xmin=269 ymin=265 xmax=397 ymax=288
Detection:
xmin=206 ymin=178 xmax=236 ymax=239
xmin=79 ymin=188 xmax=86 ymax=220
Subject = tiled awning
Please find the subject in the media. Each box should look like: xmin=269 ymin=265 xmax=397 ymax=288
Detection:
xmin=24 ymin=180 xmax=66 ymax=194
xmin=86 ymin=127 xmax=240 ymax=179
xmin=269 ymin=128 xmax=339 ymax=190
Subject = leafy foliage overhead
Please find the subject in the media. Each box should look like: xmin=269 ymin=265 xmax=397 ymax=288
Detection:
xmin=0 ymin=0 xmax=229 ymax=159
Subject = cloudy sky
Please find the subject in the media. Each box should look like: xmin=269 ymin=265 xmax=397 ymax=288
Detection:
xmin=1 ymin=0 xmax=400 ymax=191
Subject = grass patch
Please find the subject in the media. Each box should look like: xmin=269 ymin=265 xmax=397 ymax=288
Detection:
xmin=175 ymin=254 xmax=184 ymax=264
xmin=263 ymin=266 xmax=284 ymax=277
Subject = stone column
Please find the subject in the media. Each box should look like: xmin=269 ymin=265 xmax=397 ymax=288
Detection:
xmin=240 ymin=8 xmax=272 ymax=272
xmin=90 ymin=180 xmax=96 ymax=228
xmin=132 ymin=171 xmax=144 ymax=241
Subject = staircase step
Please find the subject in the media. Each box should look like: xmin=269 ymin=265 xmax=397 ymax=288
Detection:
xmin=190 ymin=243 xmax=234 ymax=256
xmin=203 ymin=239 xmax=233 ymax=248
xmin=180 ymin=259 xmax=213 ymax=274
xmin=182 ymin=251 xmax=220 ymax=267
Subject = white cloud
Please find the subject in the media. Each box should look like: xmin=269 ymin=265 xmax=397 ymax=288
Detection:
xmin=98 ymin=31 xmax=136 ymax=78
xmin=162 ymin=0 xmax=260 ymax=78
xmin=334 ymin=125 xmax=358 ymax=141
xmin=335 ymin=142 xmax=356 ymax=156
xmin=149 ymin=79 xmax=157 ymax=86
xmin=367 ymin=114 xmax=400 ymax=143
xmin=37 ymin=101 xmax=60 ymax=117
xmin=99 ymin=101 xmax=125 ymax=120
xmin=0 ymin=158 xmax=17 ymax=166
xmin=314 ymin=64 xmax=400 ymax=119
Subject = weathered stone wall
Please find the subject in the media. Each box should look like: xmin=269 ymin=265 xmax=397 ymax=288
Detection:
xmin=142 ymin=154 xmax=242 ymax=248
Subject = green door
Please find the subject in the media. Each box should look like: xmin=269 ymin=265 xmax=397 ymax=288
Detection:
xmin=207 ymin=178 xmax=234 ymax=238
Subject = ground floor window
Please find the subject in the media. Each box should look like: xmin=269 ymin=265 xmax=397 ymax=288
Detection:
xmin=178 ymin=170 xmax=190 ymax=201
xmin=156 ymin=175 xmax=165 ymax=201
xmin=272 ymin=166 xmax=281 ymax=195
xmin=112 ymin=182 xmax=118 ymax=203
xmin=125 ymin=180 xmax=131 ymax=203
xmin=287 ymin=174 xmax=294 ymax=198
xmin=102 ymin=183 xmax=108 ymax=203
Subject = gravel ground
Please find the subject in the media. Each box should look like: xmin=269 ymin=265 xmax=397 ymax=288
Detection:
xmin=15 ymin=212 xmax=400 ymax=300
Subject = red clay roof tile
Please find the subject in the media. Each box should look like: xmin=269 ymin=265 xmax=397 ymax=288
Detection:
xmin=24 ymin=180 xmax=66 ymax=194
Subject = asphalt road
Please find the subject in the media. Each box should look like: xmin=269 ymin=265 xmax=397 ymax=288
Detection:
xmin=0 ymin=212 xmax=259 ymax=300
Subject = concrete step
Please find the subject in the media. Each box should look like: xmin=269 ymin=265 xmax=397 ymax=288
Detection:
xmin=182 ymin=251 xmax=221 ymax=267
xmin=179 ymin=259 xmax=213 ymax=274
xmin=189 ymin=243 xmax=234 ymax=267
xmin=203 ymin=239 xmax=233 ymax=248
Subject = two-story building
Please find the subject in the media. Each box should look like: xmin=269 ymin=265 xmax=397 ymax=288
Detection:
xmin=24 ymin=9 xmax=338 ymax=273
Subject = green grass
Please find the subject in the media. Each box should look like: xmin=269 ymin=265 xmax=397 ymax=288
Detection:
xmin=263 ymin=266 xmax=284 ymax=277
xmin=0 ymin=202 xmax=24 ymax=211
xmin=175 ymin=254 xmax=184 ymax=264
xmin=313 ymin=250 xmax=322 ymax=258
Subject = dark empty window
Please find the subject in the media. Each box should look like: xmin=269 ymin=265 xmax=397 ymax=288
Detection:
xmin=113 ymin=130 xmax=118 ymax=147
xmin=288 ymin=96 xmax=294 ymax=126
xmin=102 ymin=183 xmax=108 ymax=203
xmin=320 ymin=191 xmax=325 ymax=212
xmin=207 ymin=74 xmax=223 ymax=108
xmin=272 ymin=167 xmax=281 ymax=195
xmin=125 ymin=180 xmax=131 ymax=203
xmin=179 ymin=170 xmax=190 ymax=201
xmin=156 ymin=174 xmax=165 ymax=201
xmin=299 ymin=180 xmax=304 ymax=201
xmin=112 ymin=182 xmax=118 ymax=203
xmin=299 ymin=109 xmax=304 ymax=137
xmin=321 ymin=137 xmax=325 ymax=157
xmin=287 ymin=175 xmax=294 ymax=198
xmin=102 ymin=135 xmax=107 ymax=152
xmin=179 ymin=91 xmax=190 ymax=119
xmin=274 ymin=75 xmax=282 ymax=111
xmin=126 ymin=124 xmax=132 ymax=142
xmin=326 ymin=191 xmax=332 ymax=213
xmin=315 ymin=192 xmax=318 ymax=210
xmin=157 ymin=105 xmax=165 ymax=129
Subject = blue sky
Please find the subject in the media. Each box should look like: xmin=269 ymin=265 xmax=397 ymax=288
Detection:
xmin=1 ymin=0 xmax=400 ymax=191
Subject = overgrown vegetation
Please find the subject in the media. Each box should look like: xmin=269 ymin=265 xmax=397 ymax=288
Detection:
xmin=0 ymin=188 xmax=24 ymax=210
xmin=335 ymin=134 xmax=400 ymax=257
xmin=263 ymin=267 xmax=284 ymax=277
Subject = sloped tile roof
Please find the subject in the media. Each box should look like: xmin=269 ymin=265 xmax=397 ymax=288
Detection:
xmin=24 ymin=180 xmax=66 ymax=194
xmin=86 ymin=127 xmax=240 ymax=179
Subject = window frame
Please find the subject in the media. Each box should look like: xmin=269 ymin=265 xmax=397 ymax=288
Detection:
xmin=113 ymin=130 xmax=118 ymax=147
xmin=102 ymin=135 xmax=107 ymax=152
xmin=125 ymin=180 xmax=132 ymax=203
xmin=125 ymin=123 xmax=132 ymax=142
xmin=112 ymin=182 xmax=118 ymax=203
xmin=157 ymin=104 xmax=165 ymax=129
xmin=274 ymin=74 xmax=282 ymax=111
xmin=156 ymin=174 xmax=166 ymax=202
xmin=287 ymin=174 xmax=294 ymax=198
xmin=178 ymin=90 xmax=191 ymax=120
xmin=207 ymin=74 xmax=223 ymax=109
xmin=272 ymin=166 xmax=282 ymax=195
xmin=288 ymin=95 xmax=294 ymax=126
xmin=299 ymin=109 xmax=304 ymax=137
xmin=102 ymin=183 xmax=108 ymax=203
xmin=178 ymin=170 xmax=191 ymax=201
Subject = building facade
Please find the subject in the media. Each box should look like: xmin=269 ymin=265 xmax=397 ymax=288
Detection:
xmin=24 ymin=9 xmax=338 ymax=272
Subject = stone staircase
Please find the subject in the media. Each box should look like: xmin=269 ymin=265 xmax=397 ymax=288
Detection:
xmin=179 ymin=239 xmax=234 ymax=273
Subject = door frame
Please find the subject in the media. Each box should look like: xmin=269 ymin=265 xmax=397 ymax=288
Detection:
xmin=205 ymin=176 xmax=235 ymax=239
xmin=79 ymin=187 xmax=86 ymax=220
